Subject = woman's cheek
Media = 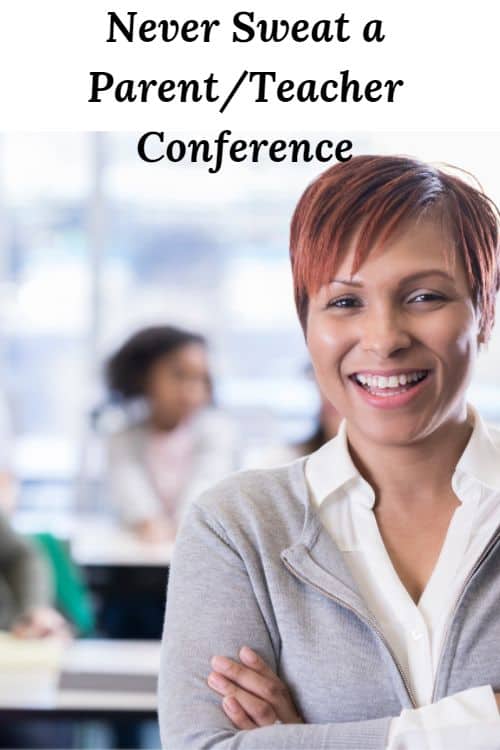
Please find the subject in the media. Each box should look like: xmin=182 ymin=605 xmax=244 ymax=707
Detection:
xmin=307 ymin=320 xmax=349 ymax=402
xmin=307 ymin=317 xmax=338 ymax=368
xmin=435 ymin=310 xmax=478 ymax=360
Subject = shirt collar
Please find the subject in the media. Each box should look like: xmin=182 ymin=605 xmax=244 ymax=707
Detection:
xmin=306 ymin=417 xmax=375 ymax=509
xmin=306 ymin=402 xmax=500 ymax=511
xmin=453 ymin=403 xmax=500 ymax=494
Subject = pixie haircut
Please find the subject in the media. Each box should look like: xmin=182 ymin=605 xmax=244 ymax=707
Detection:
xmin=106 ymin=325 xmax=206 ymax=400
xmin=290 ymin=155 xmax=500 ymax=340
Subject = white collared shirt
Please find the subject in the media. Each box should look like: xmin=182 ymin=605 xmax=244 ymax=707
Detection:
xmin=305 ymin=403 xmax=500 ymax=747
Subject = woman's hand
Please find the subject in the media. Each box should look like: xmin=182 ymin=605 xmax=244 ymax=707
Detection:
xmin=207 ymin=646 xmax=304 ymax=729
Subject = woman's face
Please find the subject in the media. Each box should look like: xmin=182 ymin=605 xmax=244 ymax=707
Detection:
xmin=306 ymin=218 xmax=481 ymax=447
xmin=145 ymin=343 xmax=211 ymax=428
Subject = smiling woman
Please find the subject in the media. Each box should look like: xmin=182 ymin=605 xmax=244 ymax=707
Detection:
xmin=305 ymin=219 xmax=482 ymax=447
xmin=159 ymin=156 xmax=500 ymax=749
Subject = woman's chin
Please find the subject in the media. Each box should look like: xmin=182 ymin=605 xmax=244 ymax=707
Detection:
xmin=349 ymin=414 xmax=434 ymax=448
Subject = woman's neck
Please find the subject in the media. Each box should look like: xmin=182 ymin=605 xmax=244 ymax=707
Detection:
xmin=345 ymin=409 xmax=474 ymax=509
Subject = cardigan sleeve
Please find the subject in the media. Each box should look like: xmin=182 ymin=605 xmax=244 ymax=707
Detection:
xmin=158 ymin=500 xmax=391 ymax=750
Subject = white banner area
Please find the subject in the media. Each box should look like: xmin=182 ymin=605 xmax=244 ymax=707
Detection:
xmin=0 ymin=0 xmax=498 ymax=132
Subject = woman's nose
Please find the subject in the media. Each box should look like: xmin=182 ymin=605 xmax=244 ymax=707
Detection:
xmin=359 ymin=309 xmax=412 ymax=358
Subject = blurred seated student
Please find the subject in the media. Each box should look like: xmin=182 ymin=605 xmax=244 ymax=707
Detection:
xmin=0 ymin=509 xmax=70 ymax=639
xmin=105 ymin=325 xmax=237 ymax=542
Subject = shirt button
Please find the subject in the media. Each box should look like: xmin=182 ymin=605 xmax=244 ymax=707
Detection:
xmin=411 ymin=629 xmax=424 ymax=641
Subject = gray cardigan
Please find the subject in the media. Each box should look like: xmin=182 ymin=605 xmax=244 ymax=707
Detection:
xmin=158 ymin=458 xmax=500 ymax=749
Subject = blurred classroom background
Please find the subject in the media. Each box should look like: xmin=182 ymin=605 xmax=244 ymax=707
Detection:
xmin=0 ymin=131 xmax=500 ymax=748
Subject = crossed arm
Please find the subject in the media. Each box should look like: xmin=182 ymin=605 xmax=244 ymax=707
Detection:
xmin=159 ymin=501 xmax=391 ymax=749
xmin=208 ymin=646 xmax=304 ymax=728
xmin=159 ymin=500 xmax=500 ymax=749
xmin=207 ymin=646 xmax=500 ymax=748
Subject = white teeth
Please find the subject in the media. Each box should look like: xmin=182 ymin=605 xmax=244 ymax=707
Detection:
xmin=355 ymin=370 xmax=427 ymax=390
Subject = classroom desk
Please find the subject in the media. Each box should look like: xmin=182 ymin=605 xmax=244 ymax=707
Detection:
xmin=0 ymin=639 xmax=160 ymax=720
xmin=13 ymin=511 xmax=172 ymax=638
xmin=70 ymin=517 xmax=172 ymax=638
xmin=13 ymin=511 xmax=173 ymax=567
xmin=70 ymin=516 xmax=173 ymax=567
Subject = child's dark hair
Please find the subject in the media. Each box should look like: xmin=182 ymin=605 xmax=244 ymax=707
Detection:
xmin=106 ymin=325 xmax=206 ymax=400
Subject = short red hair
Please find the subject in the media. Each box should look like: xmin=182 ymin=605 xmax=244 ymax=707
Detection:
xmin=290 ymin=155 xmax=500 ymax=340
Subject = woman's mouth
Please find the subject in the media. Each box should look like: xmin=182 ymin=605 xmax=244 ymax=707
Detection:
xmin=349 ymin=369 xmax=432 ymax=408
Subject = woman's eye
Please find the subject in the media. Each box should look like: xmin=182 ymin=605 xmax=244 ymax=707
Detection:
xmin=326 ymin=296 xmax=362 ymax=309
xmin=408 ymin=292 xmax=446 ymax=304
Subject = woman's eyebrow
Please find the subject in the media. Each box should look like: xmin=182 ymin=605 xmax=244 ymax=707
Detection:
xmin=329 ymin=269 xmax=456 ymax=287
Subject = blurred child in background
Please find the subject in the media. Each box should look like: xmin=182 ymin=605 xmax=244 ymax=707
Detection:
xmin=105 ymin=325 xmax=237 ymax=543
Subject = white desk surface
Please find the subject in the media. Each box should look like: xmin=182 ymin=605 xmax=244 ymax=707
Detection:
xmin=13 ymin=511 xmax=173 ymax=567
xmin=70 ymin=518 xmax=173 ymax=566
xmin=55 ymin=690 xmax=157 ymax=711
xmin=0 ymin=638 xmax=161 ymax=712
xmin=63 ymin=639 xmax=161 ymax=673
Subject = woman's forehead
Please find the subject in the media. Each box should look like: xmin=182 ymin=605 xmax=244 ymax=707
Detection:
xmin=324 ymin=218 xmax=462 ymax=286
